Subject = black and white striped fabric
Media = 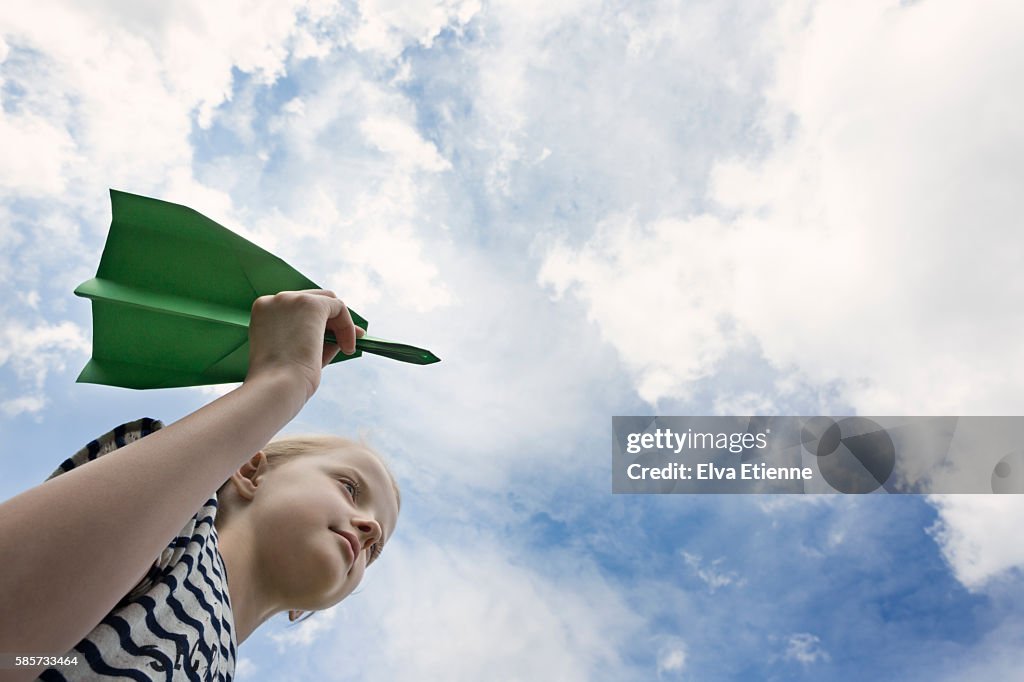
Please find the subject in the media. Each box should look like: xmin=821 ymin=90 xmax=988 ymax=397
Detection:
xmin=38 ymin=418 xmax=237 ymax=681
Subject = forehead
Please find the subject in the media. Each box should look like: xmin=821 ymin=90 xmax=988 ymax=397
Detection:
xmin=312 ymin=447 xmax=399 ymax=535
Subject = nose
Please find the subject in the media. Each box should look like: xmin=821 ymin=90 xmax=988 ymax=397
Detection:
xmin=353 ymin=516 xmax=382 ymax=551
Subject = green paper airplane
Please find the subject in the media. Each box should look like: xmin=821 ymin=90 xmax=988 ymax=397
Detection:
xmin=75 ymin=190 xmax=439 ymax=389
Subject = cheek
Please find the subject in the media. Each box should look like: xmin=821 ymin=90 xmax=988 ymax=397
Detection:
xmin=251 ymin=487 xmax=350 ymax=597
xmin=259 ymin=517 xmax=353 ymax=607
xmin=261 ymin=483 xmax=338 ymax=527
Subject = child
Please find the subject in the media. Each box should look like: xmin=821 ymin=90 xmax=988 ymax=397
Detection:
xmin=0 ymin=290 xmax=400 ymax=681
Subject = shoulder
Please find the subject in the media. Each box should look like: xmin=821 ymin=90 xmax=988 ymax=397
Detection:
xmin=48 ymin=526 xmax=237 ymax=679
xmin=46 ymin=417 xmax=164 ymax=481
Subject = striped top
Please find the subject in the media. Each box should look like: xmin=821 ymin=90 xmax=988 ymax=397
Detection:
xmin=38 ymin=419 xmax=237 ymax=681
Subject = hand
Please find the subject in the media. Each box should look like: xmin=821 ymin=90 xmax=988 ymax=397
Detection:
xmin=245 ymin=290 xmax=365 ymax=399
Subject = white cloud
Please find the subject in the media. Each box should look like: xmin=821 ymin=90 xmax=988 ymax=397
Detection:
xmin=784 ymin=632 xmax=830 ymax=665
xmin=1 ymin=395 xmax=46 ymax=417
xmin=656 ymin=638 xmax=687 ymax=678
xmin=711 ymin=391 xmax=777 ymax=417
xmin=0 ymin=320 xmax=89 ymax=413
xmin=321 ymin=172 xmax=454 ymax=313
xmin=927 ymin=495 xmax=1024 ymax=591
xmin=235 ymin=657 xmax=259 ymax=677
xmin=19 ymin=291 xmax=40 ymax=309
xmin=540 ymin=214 xmax=739 ymax=404
xmin=0 ymin=1 xmax=330 ymax=205
xmin=360 ymin=115 xmax=451 ymax=172
xmin=681 ymin=551 xmax=743 ymax=592
xmin=755 ymin=494 xmax=839 ymax=515
xmin=466 ymin=0 xmax=773 ymax=203
xmin=317 ymin=246 xmax=626 ymax=505
xmin=350 ymin=0 xmax=481 ymax=59
xmin=0 ymin=111 xmax=79 ymax=196
xmin=1 ymin=11 xmax=183 ymax=201
xmin=536 ymin=0 xmax=1024 ymax=414
xmin=519 ymin=0 xmax=1024 ymax=604
xmin=200 ymin=53 xmax=457 ymax=317
xmin=269 ymin=607 xmax=338 ymax=648
xmin=313 ymin=534 xmax=645 ymax=681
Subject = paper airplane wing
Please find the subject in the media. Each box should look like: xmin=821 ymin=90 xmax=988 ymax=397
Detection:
xmin=75 ymin=190 xmax=438 ymax=389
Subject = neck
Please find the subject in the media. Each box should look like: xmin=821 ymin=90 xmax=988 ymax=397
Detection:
xmin=216 ymin=518 xmax=282 ymax=644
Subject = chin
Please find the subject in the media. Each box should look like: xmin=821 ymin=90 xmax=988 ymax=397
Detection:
xmin=286 ymin=545 xmax=350 ymax=603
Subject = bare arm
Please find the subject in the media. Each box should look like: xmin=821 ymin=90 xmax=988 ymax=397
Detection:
xmin=0 ymin=290 xmax=361 ymax=678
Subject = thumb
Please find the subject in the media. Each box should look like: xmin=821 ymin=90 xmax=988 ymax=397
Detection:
xmin=322 ymin=325 xmax=365 ymax=366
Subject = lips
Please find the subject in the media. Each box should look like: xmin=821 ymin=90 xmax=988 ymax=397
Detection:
xmin=331 ymin=528 xmax=360 ymax=563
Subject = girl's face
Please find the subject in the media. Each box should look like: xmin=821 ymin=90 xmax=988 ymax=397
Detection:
xmin=244 ymin=446 xmax=399 ymax=611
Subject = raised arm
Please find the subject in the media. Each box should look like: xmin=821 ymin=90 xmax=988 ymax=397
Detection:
xmin=0 ymin=290 xmax=362 ymax=678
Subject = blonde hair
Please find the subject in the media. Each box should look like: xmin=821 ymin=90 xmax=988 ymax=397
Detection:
xmin=215 ymin=434 xmax=401 ymax=525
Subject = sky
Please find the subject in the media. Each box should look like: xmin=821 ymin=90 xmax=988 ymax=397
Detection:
xmin=2 ymin=0 xmax=1023 ymax=679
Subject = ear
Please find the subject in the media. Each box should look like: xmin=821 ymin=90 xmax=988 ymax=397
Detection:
xmin=228 ymin=451 xmax=270 ymax=502
xmin=288 ymin=610 xmax=304 ymax=622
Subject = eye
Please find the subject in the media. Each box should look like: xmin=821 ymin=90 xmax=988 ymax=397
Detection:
xmin=367 ymin=542 xmax=383 ymax=565
xmin=338 ymin=478 xmax=360 ymax=499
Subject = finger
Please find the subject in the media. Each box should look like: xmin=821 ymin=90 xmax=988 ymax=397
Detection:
xmin=355 ymin=326 xmax=366 ymax=339
xmin=322 ymin=342 xmax=340 ymax=368
xmin=290 ymin=288 xmax=338 ymax=298
xmin=324 ymin=299 xmax=357 ymax=354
